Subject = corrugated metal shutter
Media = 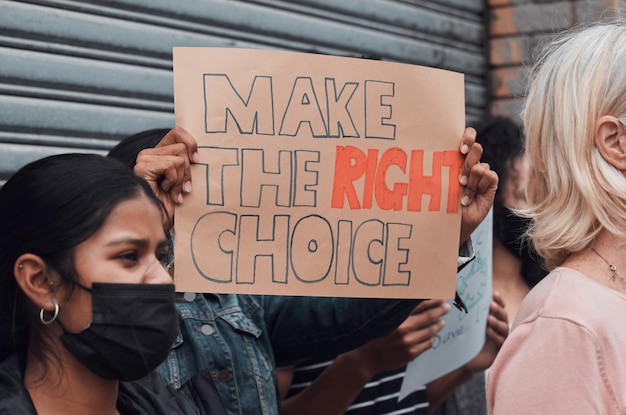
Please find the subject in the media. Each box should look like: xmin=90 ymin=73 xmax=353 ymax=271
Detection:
xmin=0 ymin=0 xmax=486 ymax=184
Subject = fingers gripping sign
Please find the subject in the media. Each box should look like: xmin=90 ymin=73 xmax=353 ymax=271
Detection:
xmin=458 ymin=128 xmax=499 ymax=245
xmin=134 ymin=127 xmax=200 ymax=217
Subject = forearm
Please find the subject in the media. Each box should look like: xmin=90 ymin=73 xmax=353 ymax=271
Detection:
xmin=281 ymin=352 xmax=376 ymax=415
xmin=261 ymin=296 xmax=421 ymax=367
xmin=426 ymin=367 xmax=474 ymax=410
xmin=265 ymin=242 xmax=474 ymax=366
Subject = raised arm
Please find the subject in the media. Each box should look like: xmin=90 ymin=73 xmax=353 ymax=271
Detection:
xmin=279 ymin=300 xmax=450 ymax=415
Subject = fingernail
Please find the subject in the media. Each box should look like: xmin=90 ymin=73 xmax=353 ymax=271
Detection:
xmin=177 ymin=193 xmax=184 ymax=204
xmin=461 ymin=144 xmax=469 ymax=154
xmin=461 ymin=195 xmax=470 ymax=206
xmin=442 ymin=303 xmax=451 ymax=312
xmin=192 ymin=152 xmax=199 ymax=163
xmin=459 ymin=175 xmax=468 ymax=186
xmin=184 ymin=181 xmax=192 ymax=193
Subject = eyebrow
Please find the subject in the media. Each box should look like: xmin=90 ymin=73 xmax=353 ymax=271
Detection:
xmin=157 ymin=239 xmax=170 ymax=250
xmin=105 ymin=237 xmax=169 ymax=249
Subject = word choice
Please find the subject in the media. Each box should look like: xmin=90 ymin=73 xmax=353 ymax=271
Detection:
xmin=190 ymin=213 xmax=415 ymax=286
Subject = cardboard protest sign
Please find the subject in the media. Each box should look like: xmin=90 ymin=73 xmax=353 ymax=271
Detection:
xmin=400 ymin=209 xmax=493 ymax=399
xmin=173 ymin=47 xmax=465 ymax=298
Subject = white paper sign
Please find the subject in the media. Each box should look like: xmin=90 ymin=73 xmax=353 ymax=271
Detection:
xmin=399 ymin=209 xmax=493 ymax=400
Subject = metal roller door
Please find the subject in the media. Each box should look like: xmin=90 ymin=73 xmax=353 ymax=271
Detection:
xmin=0 ymin=0 xmax=486 ymax=184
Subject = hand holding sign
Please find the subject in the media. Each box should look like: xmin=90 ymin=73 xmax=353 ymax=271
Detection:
xmin=346 ymin=300 xmax=451 ymax=376
xmin=463 ymin=291 xmax=508 ymax=373
xmin=458 ymin=129 xmax=499 ymax=245
xmin=422 ymin=291 xmax=509 ymax=408
xmin=134 ymin=126 xmax=199 ymax=217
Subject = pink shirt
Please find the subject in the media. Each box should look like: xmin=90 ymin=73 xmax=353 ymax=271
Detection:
xmin=487 ymin=267 xmax=626 ymax=414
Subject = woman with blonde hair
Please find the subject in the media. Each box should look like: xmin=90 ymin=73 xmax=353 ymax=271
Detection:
xmin=487 ymin=21 xmax=626 ymax=414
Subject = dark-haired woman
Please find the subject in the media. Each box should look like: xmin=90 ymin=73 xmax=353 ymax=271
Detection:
xmin=0 ymin=154 xmax=221 ymax=414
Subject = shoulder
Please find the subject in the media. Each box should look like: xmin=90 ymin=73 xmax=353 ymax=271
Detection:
xmin=119 ymin=373 xmax=204 ymax=415
xmin=0 ymin=355 xmax=37 ymax=414
xmin=510 ymin=267 xmax=626 ymax=355
xmin=514 ymin=267 xmax=626 ymax=331
xmin=503 ymin=266 xmax=626 ymax=367
xmin=488 ymin=268 xmax=626 ymax=412
xmin=175 ymin=293 xmax=262 ymax=318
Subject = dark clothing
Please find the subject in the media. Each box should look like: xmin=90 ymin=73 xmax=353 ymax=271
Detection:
xmin=160 ymin=293 xmax=432 ymax=415
xmin=159 ymin=248 xmax=474 ymax=415
xmin=0 ymin=355 xmax=33 ymax=415
xmin=432 ymin=372 xmax=487 ymax=415
xmin=0 ymin=353 xmax=226 ymax=414
xmin=289 ymin=362 xmax=430 ymax=414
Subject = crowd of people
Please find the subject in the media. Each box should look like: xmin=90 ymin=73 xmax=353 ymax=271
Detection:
xmin=0 ymin=20 xmax=624 ymax=415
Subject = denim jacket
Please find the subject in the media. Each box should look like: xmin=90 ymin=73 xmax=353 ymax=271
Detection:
xmin=157 ymin=294 xmax=447 ymax=415
xmin=157 ymin=244 xmax=474 ymax=415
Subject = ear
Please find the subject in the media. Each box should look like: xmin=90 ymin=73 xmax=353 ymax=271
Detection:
xmin=14 ymin=253 xmax=59 ymax=312
xmin=594 ymin=115 xmax=626 ymax=171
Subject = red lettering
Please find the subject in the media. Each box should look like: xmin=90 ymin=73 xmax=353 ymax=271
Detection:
xmin=362 ymin=149 xmax=378 ymax=209
xmin=332 ymin=146 xmax=459 ymax=213
xmin=375 ymin=147 xmax=408 ymax=211
xmin=407 ymin=150 xmax=442 ymax=212
xmin=442 ymin=151 xmax=462 ymax=213
xmin=331 ymin=146 xmax=366 ymax=209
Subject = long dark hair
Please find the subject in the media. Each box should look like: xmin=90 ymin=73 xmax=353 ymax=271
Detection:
xmin=0 ymin=153 xmax=170 ymax=365
xmin=477 ymin=117 xmax=547 ymax=287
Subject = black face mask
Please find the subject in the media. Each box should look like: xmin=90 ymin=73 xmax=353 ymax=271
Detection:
xmin=493 ymin=204 xmax=547 ymax=287
xmin=58 ymin=282 xmax=178 ymax=381
xmin=495 ymin=205 xmax=530 ymax=257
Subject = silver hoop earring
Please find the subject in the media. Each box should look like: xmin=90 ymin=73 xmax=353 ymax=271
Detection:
xmin=40 ymin=301 xmax=59 ymax=325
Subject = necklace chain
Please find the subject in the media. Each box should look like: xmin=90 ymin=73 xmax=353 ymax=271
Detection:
xmin=590 ymin=247 xmax=622 ymax=282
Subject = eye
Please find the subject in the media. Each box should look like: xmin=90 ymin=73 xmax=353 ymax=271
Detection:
xmin=157 ymin=248 xmax=173 ymax=267
xmin=117 ymin=251 xmax=139 ymax=262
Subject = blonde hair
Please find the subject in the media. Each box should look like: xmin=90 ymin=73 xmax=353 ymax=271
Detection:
xmin=521 ymin=21 xmax=626 ymax=268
